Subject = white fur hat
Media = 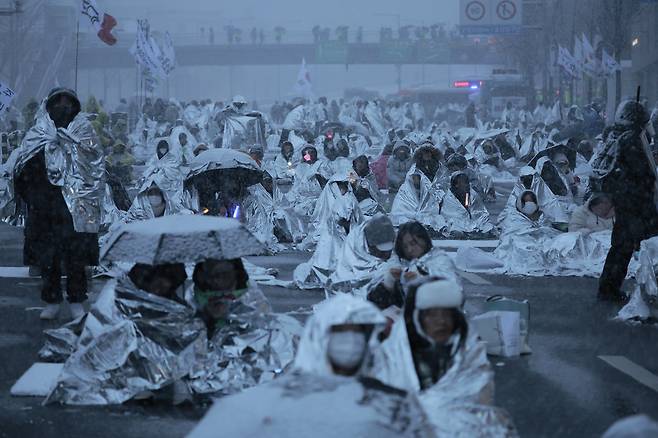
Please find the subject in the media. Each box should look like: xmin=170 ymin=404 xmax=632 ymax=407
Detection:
xmin=415 ymin=279 xmax=464 ymax=310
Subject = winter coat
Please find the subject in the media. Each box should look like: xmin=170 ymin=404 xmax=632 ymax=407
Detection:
xmin=568 ymin=199 xmax=614 ymax=233
xmin=370 ymin=154 xmax=390 ymax=189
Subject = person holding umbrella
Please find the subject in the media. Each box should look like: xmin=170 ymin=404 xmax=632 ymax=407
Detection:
xmin=40 ymin=215 xmax=301 ymax=405
xmin=184 ymin=148 xmax=262 ymax=217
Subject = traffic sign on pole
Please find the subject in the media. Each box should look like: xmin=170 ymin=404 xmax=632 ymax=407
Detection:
xmin=460 ymin=0 xmax=522 ymax=35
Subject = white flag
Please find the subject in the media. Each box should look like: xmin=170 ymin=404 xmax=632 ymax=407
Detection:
xmin=0 ymin=81 xmax=16 ymax=117
xmin=130 ymin=19 xmax=168 ymax=78
xmin=581 ymin=33 xmax=595 ymax=60
xmin=294 ymin=58 xmax=314 ymax=99
xmin=160 ymin=32 xmax=176 ymax=75
xmin=602 ymin=49 xmax=621 ymax=76
xmin=557 ymin=45 xmax=578 ymax=78
xmin=81 ymin=0 xmax=117 ymax=45
xmin=81 ymin=0 xmax=102 ymax=32
xmin=579 ymin=33 xmax=600 ymax=77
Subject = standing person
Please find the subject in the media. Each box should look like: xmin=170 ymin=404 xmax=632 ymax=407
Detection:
xmin=593 ymin=100 xmax=658 ymax=302
xmin=13 ymin=88 xmax=105 ymax=319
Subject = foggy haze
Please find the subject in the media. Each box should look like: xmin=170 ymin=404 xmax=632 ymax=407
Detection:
xmin=102 ymin=0 xmax=459 ymax=34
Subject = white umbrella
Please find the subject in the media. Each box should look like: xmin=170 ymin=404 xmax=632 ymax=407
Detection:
xmin=101 ymin=215 xmax=266 ymax=264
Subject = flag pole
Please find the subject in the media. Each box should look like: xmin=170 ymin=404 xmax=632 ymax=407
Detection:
xmin=74 ymin=15 xmax=80 ymax=92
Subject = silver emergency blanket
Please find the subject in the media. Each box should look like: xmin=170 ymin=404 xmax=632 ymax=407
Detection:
xmin=186 ymin=285 xmax=303 ymax=396
xmin=326 ymin=221 xmax=390 ymax=293
xmin=123 ymin=178 xmax=191 ymax=223
xmin=519 ymin=131 xmax=550 ymax=159
xmin=41 ymin=277 xmax=207 ymax=404
xmin=101 ymin=215 xmax=266 ymax=265
xmin=142 ymin=145 xmax=186 ymax=200
xmin=285 ymin=160 xmax=324 ymax=217
xmin=355 ymin=172 xmax=385 ymax=216
xmin=497 ymin=169 xmax=568 ymax=224
xmin=440 ymin=187 xmax=495 ymax=235
xmin=357 ymin=248 xmax=459 ymax=299
xmin=188 ymin=295 xmax=431 ymax=437
xmin=187 ymin=372 xmax=435 ymax=438
xmin=323 ymin=156 xmax=353 ymax=178
xmin=269 ymin=153 xmax=296 ymax=180
xmin=619 ymin=237 xmax=658 ymax=320
xmin=373 ymin=316 xmax=518 ymax=437
xmin=222 ymin=113 xmax=266 ymax=150
xmin=477 ymin=163 xmax=516 ymax=183
xmin=11 ymin=104 xmax=105 ymax=232
xmin=348 ymin=134 xmax=370 ymax=157
xmin=491 ymin=208 xmax=616 ymax=277
xmin=243 ymin=183 xmax=305 ymax=251
xmin=363 ymin=101 xmax=388 ymax=139
xmin=132 ymin=118 xmax=172 ymax=163
xmin=294 ymin=294 xmax=387 ymax=375
xmin=282 ymin=105 xmax=308 ymax=131
xmin=0 ymin=148 xmax=21 ymax=226
xmin=294 ymin=173 xmax=363 ymax=289
xmin=391 ymin=164 xmax=446 ymax=232
xmin=244 ymin=184 xmax=278 ymax=249
xmin=497 ymin=166 xmax=548 ymax=224
xmin=183 ymin=104 xmax=203 ymax=128
xmin=100 ymin=182 xmax=126 ymax=232
xmin=169 ymin=125 xmax=197 ymax=163
xmin=388 ymin=105 xmax=413 ymax=130
xmin=534 ymin=157 xmax=576 ymax=220
xmin=40 ymin=277 xmax=302 ymax=404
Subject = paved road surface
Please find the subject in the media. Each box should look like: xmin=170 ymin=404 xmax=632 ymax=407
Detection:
xmin=1 ymin=183 xmax=657 ymax=437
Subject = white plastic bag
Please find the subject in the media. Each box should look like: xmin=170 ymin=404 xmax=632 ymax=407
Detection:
xmin=484 ymin=295 xmax=532 ymax=354
xmin=471 ymin=311 xmax=521 ymax=357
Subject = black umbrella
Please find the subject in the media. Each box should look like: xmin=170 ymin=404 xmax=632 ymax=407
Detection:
xmin=528 ymin=143 xmax=577 ymax=170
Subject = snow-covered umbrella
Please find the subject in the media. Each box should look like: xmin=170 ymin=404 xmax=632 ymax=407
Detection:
xmin=185 ymin=148 xmax=263 ymax=188
xmin=100 ymin=215 xmax=266 ymax=264
xmin=187 ymin=372 xmax=434 ymax=438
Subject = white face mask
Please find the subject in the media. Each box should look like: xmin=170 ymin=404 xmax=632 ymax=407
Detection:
xmin=327 ymin=331 xmax=367 ymax=371
xmin=521 ymin=201 xmax=538 ymax=216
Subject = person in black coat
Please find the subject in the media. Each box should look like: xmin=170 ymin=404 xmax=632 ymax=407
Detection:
xmin=595 ymin=100 xmax=658 ymax=302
